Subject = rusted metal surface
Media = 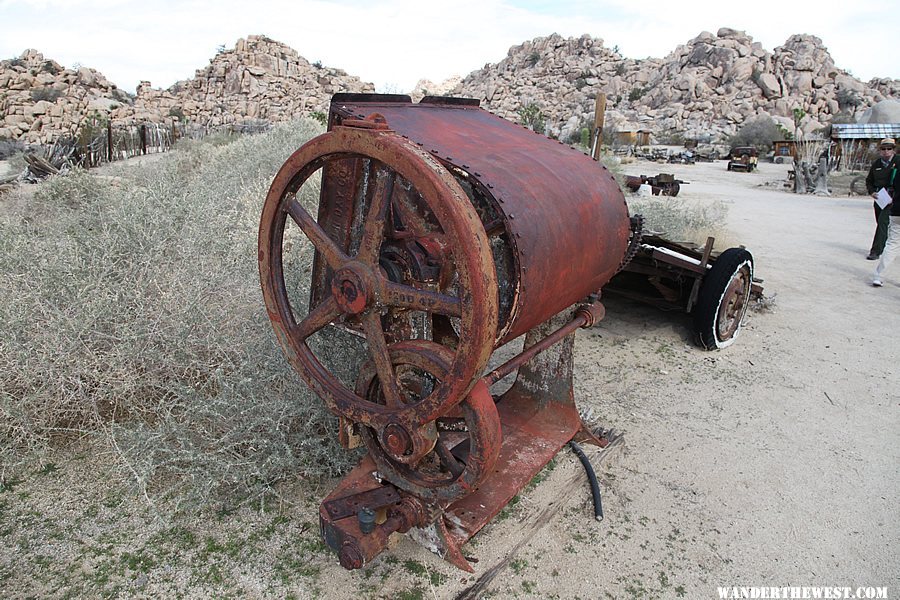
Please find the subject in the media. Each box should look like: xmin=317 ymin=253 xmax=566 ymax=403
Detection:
xmin=483 ymin=301 xmax=604 ymax=386
xmin=319 ymin=455 xmax=432 ymax=570
xmin=258 ymin=93 xmax=631 ymax=572
xmin=328 ymin=94 xmax=630 ymax=343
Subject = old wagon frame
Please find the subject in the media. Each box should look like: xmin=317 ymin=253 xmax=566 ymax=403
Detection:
xmin=604 ymin=234 xmax=763 ymax=349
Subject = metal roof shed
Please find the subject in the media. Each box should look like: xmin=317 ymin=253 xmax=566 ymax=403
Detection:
xmin=831 ymin=123 xmax=900 ymax=139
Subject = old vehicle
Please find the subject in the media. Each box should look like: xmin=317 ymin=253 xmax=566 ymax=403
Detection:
xmin=604 ymin=233 xmax=762 ymax=349
xmin=727 ymin=146 xmax=759 ymax=172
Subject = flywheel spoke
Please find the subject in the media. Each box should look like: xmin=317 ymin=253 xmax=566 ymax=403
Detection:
xmin=284 ymin=194 xmax=349 ymax=269
xmin=434 ymin=438 xmax=465 ymax=477
xmin=359 ymin=312 xmax=405 ymax=408
xmin=357 ymin=167 xmax=395 ymax=266
xmin=291 ymin=296 xmax=341 ymax=341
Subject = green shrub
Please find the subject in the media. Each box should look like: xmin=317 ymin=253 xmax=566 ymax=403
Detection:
xmin=728 ymin=115 xmax=783 ymax=152
xmin=168 ymin=106 xmax=187 ymax=121
xmin=0 ymin=118 xmax=358 ymax=506
xmin=30 ymin=87 xmax=62 ymax=103
xmin=525 ymin=51 xmax=541 ymax=67
xmin=40 ymin=61 xmax=61 ymax=75
xmin=628 ymin=86 xmax=645 ymax=102
xmin=517 ymin=101 xmax=545 ymax=134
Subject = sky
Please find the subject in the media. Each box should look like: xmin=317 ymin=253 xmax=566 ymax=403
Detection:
xmin=0 ymin=0 xmax=894 ymax=95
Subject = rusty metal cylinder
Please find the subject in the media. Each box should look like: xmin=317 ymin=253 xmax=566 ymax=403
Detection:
xmin=327 ymin=94 xmax=630 ymax=345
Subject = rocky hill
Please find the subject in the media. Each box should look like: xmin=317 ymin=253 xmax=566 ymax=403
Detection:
xmin=1 ymin=30 xmax=897 ymax=146
xmin=453 ymin=29 xmax=898 ymax=143
xmin=0 ymin=50 xmax=132 ymax=143
xmin=0 ymin=35 xmax=374 ymax=144
xmin=131 ymin=35 xmax=374 ymax=128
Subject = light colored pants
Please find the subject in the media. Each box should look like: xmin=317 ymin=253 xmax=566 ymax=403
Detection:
xmin=874 ymin=215 xmax=900 ymax=279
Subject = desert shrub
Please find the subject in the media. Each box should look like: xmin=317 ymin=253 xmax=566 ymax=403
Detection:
xmin=615 ymin=63 xmax=626 ymax=76
xmin=30 ymin=87 xmax=63 ymax=103
xmin=517 ymin=101 xmax=545 ymax=134
xmin=40 ymin=61 xmax=61 ymax=75
xmin=728 ymin=115 xmax=783 ymax=152
xmin=0 ymin=118 xmax=360 ymax=505
xmin=168 ymin=106 xmax=186 ymax=121
xmin=656 ymin=131 xmax=685 ymax=146
xmin=836 ymin=89 xmax=862 ymax=113
xmin=525 ymin=51 xmax=541 ymax=67
xmin=628 ymin=86 xmax=645 ymax=102
xmin=0 ymin=138 xmax=25 ymax=160
xmin=628 ymin=196 xmax=729 ymax=246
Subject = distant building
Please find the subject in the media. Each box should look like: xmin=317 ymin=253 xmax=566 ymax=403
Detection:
xmin=614 ymin=128 xmax=652 ymax=146
xmin=831 ymin=123 xmax=900 ymax=170
xmin=773 ymin=140 xmax=797 ymax=161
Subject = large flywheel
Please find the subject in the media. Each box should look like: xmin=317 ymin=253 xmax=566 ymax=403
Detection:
xmin=258 ymin=120 xmax=499 ymax=471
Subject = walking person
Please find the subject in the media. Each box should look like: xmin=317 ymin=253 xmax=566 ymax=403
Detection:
xmin=865 ymin=138 xmax=898 ymax=260
xmin=872 ymin=157 xmax=900 ymax=286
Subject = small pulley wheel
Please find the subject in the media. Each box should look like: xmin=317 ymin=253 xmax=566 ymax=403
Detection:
xmin=355 ymin=340 xmax=501 ymax=504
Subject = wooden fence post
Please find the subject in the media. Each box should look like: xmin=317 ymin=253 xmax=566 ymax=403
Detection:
xmin=106 ymin=122 xmax=113 ymax=163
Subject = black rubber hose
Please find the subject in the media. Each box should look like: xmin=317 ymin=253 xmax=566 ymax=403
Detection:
xmin=568 ymin=441 xmax=603 ymax=521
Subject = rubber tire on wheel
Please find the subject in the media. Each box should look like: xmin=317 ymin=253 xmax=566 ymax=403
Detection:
xmin=693 ymin=248 xmax=753 ymax=350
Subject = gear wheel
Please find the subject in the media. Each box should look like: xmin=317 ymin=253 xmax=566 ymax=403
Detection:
xmin=616 ymin=214 xmax=644 ymax=274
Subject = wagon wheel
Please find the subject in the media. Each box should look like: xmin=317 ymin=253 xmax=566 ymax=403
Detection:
xmin=664 ymin=182 xmax=680 ymax=197
xmin=355 ymin=340 xmax=501 ymax=503
xmin=693 ymin=248 xmax=753 ymax=350
xmin=259 ymin=124 xmax=499 ymax=464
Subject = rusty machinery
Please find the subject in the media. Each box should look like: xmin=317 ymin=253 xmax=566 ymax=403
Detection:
xmin=258 ymin=94 xmax=632 ymax=571
xmin=624 ymin=173 xmax=687 ymax=197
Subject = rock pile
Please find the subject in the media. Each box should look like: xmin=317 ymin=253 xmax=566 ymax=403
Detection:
xmin=0 ymin=50 xmax=132 ymax=143
xmin=0 ymin=36 xmax=374 ymax=144
xmin=452 ymin=29 xmax=897 ymax=143
xmin=132 ymin=35 xmax=374 ymax=128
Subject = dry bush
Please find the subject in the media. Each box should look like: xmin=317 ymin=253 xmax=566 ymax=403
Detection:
xmin=0 ymin=119 xmax=362 ymax=505
xmin=628 ymin=196 xmax=730 ymax=246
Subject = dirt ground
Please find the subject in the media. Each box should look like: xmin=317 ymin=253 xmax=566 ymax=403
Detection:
xmin=1 ymin=159 xmax=897 ymax=599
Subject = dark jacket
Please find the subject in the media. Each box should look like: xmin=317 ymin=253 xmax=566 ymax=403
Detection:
xmin=893 ymin=169 xmax=900 ymax=216
xmin=866 ymin=155 xmax=899 ymax=195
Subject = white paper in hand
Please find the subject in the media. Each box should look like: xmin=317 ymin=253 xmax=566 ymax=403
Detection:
xmin=875 ymin=187 xmax=893 ymax=209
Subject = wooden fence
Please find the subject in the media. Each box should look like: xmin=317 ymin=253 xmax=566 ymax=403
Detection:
xmin=75 ymin=119 xmax=271 ymax=168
